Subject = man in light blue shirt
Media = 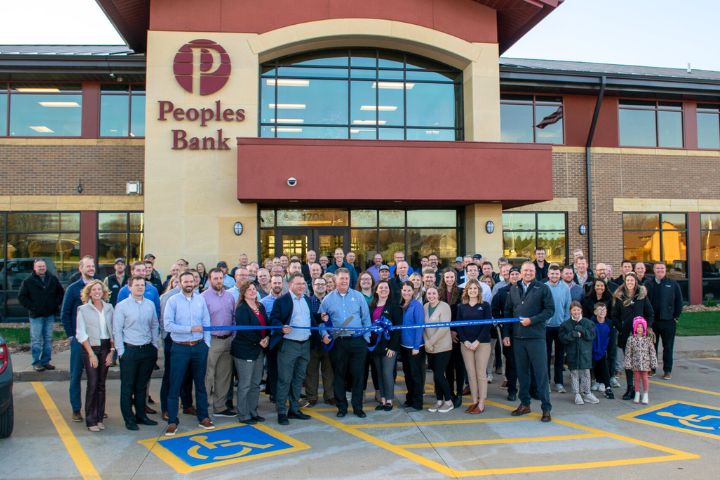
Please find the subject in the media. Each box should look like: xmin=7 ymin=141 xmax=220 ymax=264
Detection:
xmin=545 ymin=264 xmax=571 ymax=393
xmin=117 ymin=261 xmax=161 ymax=318
xmin=319 ymin=268 xmax=371 ymax=418
xmin=163 ymin=271 xmax=213 ymax=436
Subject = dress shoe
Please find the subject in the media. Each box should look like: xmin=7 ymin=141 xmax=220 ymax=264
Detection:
xmin=622 ymin=387 xmax=635 ymax=401
xmin=125 ymin=422 xmax=139 ymax=431
xmin=375 ymin=404 xmax=385 ymax=411
xmin=240 ymin=418 xmax=257 ymax=425
xmin=252 ymin=415 xmax=266 ymax=422
xmin=145 ymin=405 xmax=157 ymax=415
xmin=465 ymin=403 xmax=478 ymax=413
xmin=288 ymin=410 xmax=311 ymax=420
xmin=471 ymin=404 xmax=485 ymax=414
xmin=336 ymin=410 xmax=347 ymax=418
xmin=72 ymin=411 xmax=83 ymax=422
xmin=541 ymin=411 xmax=552 ymax=423
xmin=165 ymin=423 xmax=177 ymax=436
xmin=136 ymin=417 xmax=159 ymax=426
xmin=214 ymin=409 xmax=237 ymax=418
xmin=507 ymin=392 xmax=517 ymax=402
xmin=354 ymin=410 xmax=367 ymax=418
xmin=308 ymin=399 xmax=318 ymax=407
xmin=198 ymin=418 xmax=215 ymax=430
xmin=277 ymin=414 xmax=289 ymax=426
xmin=511 ymin=404 xmax=531 ymax=416
xmin=33 ymin=364 xmax=46 ymax=372
xmin=183 ymin=406 xmax=197 ymax=415
xmin=43 ymin=363 xmax=56 ymax=370
xmin=383 ymin=404 xmax=393 ymax=412
xmin=462 ymin=386 xmax=471 ymax=396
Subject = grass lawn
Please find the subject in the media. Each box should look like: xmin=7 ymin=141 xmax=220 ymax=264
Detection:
xmin=0 ymin=327 xmax=66 ymax=345
xmin=677 ymin=311 xmax=720 ymax=336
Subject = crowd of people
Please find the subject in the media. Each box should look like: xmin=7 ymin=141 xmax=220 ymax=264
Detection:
xmin=16 ymin=246 xmax=683 ymax=435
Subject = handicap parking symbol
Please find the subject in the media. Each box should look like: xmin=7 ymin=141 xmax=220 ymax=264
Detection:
xmin=620 ymin=400 xmax=720 ymax=440
xmin=139 ymin=424 xmax=310 ymax=473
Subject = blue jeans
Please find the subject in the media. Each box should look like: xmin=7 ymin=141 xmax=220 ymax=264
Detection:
xmin=29 ymin=316 xmax=54 ymax=366
xmin=167 ymin=342 xmax=209 ymax=425
xmin=69 ymin=337 xmax=85 ymax=412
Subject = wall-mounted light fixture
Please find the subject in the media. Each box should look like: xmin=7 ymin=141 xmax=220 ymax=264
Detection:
xmin=126 ymin=181 xmax=142 ymax=195
xmin=233 ymin=222 xmax=244 ymax=236
xmin=579 ymin=224 xmax=588 ymax=235
xmin=485 ymin=220 xmax=495 ymax=234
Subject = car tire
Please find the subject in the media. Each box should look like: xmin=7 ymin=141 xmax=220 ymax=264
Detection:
xmin=0 ymin=395 xmax=14 ymax=438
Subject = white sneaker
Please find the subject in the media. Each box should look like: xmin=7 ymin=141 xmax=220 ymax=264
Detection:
xmin=591 ymin=382 xmax=600 ymax=391
xmin=641 ymin=393 xmax=649 ymax=405
xmin=555 ymin=384 xmax=566 ymax=393
xmin=428 ymin=401 xmax=442 ymax=413
xmin=633 ymin=392 xmax=641 ymax=404
xmin=574 ymin=394 xmax=584 ymax=405
xmin=487 ymin=373 xmax=494 ymax=384
xmin=597 ymin=383 xmax=605 ymax=392
xmin=583 ymin=393 xmax=600 ymax=404
xmin=610 ymin=377 xmax=621 ymax=388
xmin=438 ymin=401 xmax=454 ymax=413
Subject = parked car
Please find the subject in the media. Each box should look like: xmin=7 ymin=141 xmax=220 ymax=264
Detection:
xmin=0 ymin=333 xmax=13 ymax=438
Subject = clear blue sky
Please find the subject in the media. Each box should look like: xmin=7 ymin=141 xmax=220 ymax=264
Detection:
xmin=1 ymin=0 xmax=719 ymax=71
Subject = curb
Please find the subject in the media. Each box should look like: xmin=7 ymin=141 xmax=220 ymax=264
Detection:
xmin=13 ymin=368 xmax=165 ymax=383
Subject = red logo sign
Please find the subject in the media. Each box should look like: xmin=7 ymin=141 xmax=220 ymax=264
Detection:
xmin=173 ymin=39 xmax=231 ymax=95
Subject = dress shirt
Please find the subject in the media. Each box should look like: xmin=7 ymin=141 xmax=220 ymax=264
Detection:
xmin=113 ymin=296 xmax=159 ymax=357
xmin=318 ymin=288 xmax=371 ymax=342
xmin=117 ymin=282 xmax=161 ymax=318
xmin=164 ymin=291 xmax=212 ymax=347
xmin=285 ymin=294 xmax=311 ymax=342
xmin=97 ymin=308 xmax=110 ymax=339
xmin=159 ymin=287 xmax=180 ymax=338
xmin=260 ymin=292 xmax=280 ymax=315
xmin=202 ymin=287 xmax=236 ymax=337
xmin=228 ymin=285 xmax=240 ymax=303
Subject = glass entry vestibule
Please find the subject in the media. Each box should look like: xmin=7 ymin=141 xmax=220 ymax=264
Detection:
xmin=259 ymin=208 xmax=461 ymax=270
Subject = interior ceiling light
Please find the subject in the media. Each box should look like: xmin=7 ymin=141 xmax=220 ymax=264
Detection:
xmin=30 ymin=125 xmax=54 ymax=133
xmin=265 ymin=79 xmax=310 ymax=87
xmin=271 ymin=127 xmax=303 ymax=132
xmin=352 ymin=120 xmax=387 ymax=125
xmin=270 ymin=118 xmax=304 ymax=123
xmin=360 ymin=105 xmax=398 ymax=111
xmin=38 ymin=101 xmax=80 ymax=108
xmin=371 ymin=82 xmax=415 ymax=90
xmin=16 ymin=87 xmax=60 ymax=93
xmin=269 ymin=103 xmax=306 ymax=109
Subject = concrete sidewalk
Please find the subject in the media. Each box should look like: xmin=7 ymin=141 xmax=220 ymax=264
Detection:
xmin=10 ymin=335 xmax=720 ymax=382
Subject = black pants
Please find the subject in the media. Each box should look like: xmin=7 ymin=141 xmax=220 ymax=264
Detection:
xmin=80 ymin=339 xmax=111 ymax=427
xmin=160 ymin=335 xmax=193 ymax=413
xmin=593 ymin=355 xmax=610 ymax=387
xmin=120 ymin=344 xmax=158 ymax=425
xmin=429 ymin=351 xmax=452 ymax=401
xmin=445 ymin=342 xmax=466 ymax=399
xmin=363 ymin=353 xmax=380 ymax=392
xmin=401 ymin=346 xmax=426 ymax=409
xmin=330 ymin=337 xmax=368 ymax=412
xmin=607 ymin=328 xmax=618 ymax=377
xmin=265 ymin=345 xmax=279 ymax=398
xmin=545 ymin=326 xmax=565 ymax=385
xmin=514 ymin=338 xmax=551 ymax=412
xmin=503 ymin=342 xmax=518 ymax=394
xmin=654 ymin=320 xmax=677 ymax=374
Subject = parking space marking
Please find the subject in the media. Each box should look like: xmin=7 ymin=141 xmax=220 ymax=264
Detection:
xmin=649 ymin=380 xmax=720 ymax=397
xmin=618 ymin=400 xmax=720 ymax=440
xmin=308 ymin=402 xmax=698 ymax=477
xmin=31 ymin=382 xmax=101 ymax=480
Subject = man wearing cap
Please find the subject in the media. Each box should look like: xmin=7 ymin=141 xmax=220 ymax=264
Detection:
xmin=454 ymin=256 xmax=465 ymax=283
xmin=104 ymin=258 xmax=128 ymax=306
xmin=378 ymin=264 xmax=391 ymax=282
xmin=366 ymin=254 xmax=385 ymax=282
xmin=216 ymin=261 xmax=236 ymax=289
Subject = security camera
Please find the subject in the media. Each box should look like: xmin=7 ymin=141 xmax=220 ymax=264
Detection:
xmin=287 ymin=177 xmax=298 ymax=187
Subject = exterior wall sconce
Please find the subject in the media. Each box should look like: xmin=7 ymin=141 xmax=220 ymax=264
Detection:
xmin=485 ymin=220 xmax=495 ymax=234
xmin=233 ymin=222 xmax=244 ymax=236
xmin=126 ymin=181 xmax=142 ymax=195
xmin=579 ymin=224 xmax=588 ymax=235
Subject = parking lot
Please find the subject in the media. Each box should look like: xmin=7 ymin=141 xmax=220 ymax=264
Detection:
xmin=2 ymin=355 xmax=719 ymax=480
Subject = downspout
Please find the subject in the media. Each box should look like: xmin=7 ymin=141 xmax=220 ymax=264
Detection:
xmin=584 ymin=75 xmax=606 ymax=267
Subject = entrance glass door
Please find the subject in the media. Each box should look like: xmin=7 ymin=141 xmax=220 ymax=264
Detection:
xmin=314 ymin=229 xmax=349 ymax=259
xmin=277 ymin=228 xmax=309 ymax=260
xmin=275 ymin=228 xmax=349 ymax=260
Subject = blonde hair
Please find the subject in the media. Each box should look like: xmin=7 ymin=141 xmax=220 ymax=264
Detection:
xmin=461 ymin=279 xmax=483 ymax=304
xmin=81 ymin=279 xmax=110 ymax=303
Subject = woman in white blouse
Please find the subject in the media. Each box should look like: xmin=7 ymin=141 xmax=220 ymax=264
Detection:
xmin=76 ymin=280 xmax=114 ymax=432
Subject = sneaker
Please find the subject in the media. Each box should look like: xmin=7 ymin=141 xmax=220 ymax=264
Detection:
xmin=198 ymin=418 xmax=215 ymax=430
xmin=165 ymin=423 xmax=178 ymax=436
xmin=583 ymin=393 xmax=600 ymax=404
xmin=438 ymin=401 xmax=454 ymax=413
xmin=591 ymin=382 xmax=600 ymax=391
xmin=597 ymin=383 xmax=605 ymax=392
xmin=88 ymin=425 xmax=101 ymax=432
xmin=574 ymin=394 xmax=584 ymax=405
xmin=555 ymin=384 xmax=566 ymax=393
xmin=633 ymin=392 xmax=641 ymax=404
xmin=97 ymin=422 xmax=105 ymax=430
xmin=605 ymin=388 xmax=615 ymax=399
xmin=662 ymin=373 xmax=672 ymax=380
xmin=33 ymin=365 xmax=45 ymax=372
xmin=42 ymin=364 xmax=56 ymax=371
xmin=609 ymin=377 xmax=621 ymax=388
xmin=300 ymin=400 xmax=311 ymax=408
xmin=214 ymin=409 xmax=237 ymax=418
xmin=428 ymin=401 xmax=443 ymax=413
xmin=72 ymin=411 xmax=83 ymax=422
xmin=487 ymin=373 xmax=494 ymax=384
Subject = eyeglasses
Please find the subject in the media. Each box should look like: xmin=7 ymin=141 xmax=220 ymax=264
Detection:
xmin=314 ymin=282 xmax=326 ymax=286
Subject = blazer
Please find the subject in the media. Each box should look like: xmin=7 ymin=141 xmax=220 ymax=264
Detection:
xmin=423 ymin=301 xmax=453 ymax=353
xmin=75 ymin=301 xmax=114 ymax=347
xmin=269 ymin=292 xmax=316 ymax=350
xmin=231 ymin=302 xmax=269 ymax=361
xmin=370 ymin=302 xmax=403 ymax=356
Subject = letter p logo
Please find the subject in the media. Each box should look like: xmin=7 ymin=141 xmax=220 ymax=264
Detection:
xmin=173 ymin=39 xmax=231 ymax=95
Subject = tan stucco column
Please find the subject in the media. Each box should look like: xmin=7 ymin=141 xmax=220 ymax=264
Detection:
xmin=464 ymin=203 xmax=503 ymax=264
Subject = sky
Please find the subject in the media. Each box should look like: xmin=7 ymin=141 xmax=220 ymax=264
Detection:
xmin=0 ymin=0 xmax=719 ymax=71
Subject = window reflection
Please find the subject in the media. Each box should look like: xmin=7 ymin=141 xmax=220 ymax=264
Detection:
xmin=502 ymin=212 xmax=567 ymax=265
xmin=500 ymin=95 xmax=563 ymax=144
xmin=619 ymin=100 xmax=683 ymax=148
xmin=0 ymin=91 xmax=7 ymax=136
xmin=622 ymin=213 xmax=687 ymax=278
xmin=697 ymin=105 xmax=720 ymax=149
xmin=10 ymin=93 xmax=82 ymax=136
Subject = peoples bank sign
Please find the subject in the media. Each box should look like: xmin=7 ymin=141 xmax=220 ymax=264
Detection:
xmin=157 ymin=39 xmax=246 ymax=150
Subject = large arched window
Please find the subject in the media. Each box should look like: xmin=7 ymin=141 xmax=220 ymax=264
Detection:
xmin=260 ymin=49 xmax=463 ymax=141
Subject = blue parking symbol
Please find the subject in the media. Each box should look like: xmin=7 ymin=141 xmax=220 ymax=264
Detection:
xmin=140 ymin=424 xmax=309 ymax=473
xmin=633 ymin=402 xmax=720 ymax=439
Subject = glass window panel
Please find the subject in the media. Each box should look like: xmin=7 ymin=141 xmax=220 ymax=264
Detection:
xmin=275 ymin=209 xmax=348 ymax=227
xmin=378 ymin=228 xmax=405 ymax=261
xmin=7 ymin=212 xmax=60 ymax=232
xmin=658 ymin=110 xmax=683 ymax=148
xmin=623 ymin=213 xmax=659 ymax=230
xmin=662 ymin=230 xmax=687 ymax=267
xmin=260 ymin=230 xmax=275 ymax=262
xmin=130 ymin=94 xmax=146 ymax=137
xmin=281 ymin=51 xmax=348 ymax=67
xmin=60 ymin=212 xmax=80 ymax=232
xmin=407 ymin=210 xmax=456 ymax=227
xmin=351 ymin=210 xmax=377 ymax=227
xmin=534 ymin=104 xmax=563 ymax=144
xmin=277 ymin=79 xmax=347 ymax=125
xmin=501 ymin=94 xmax=534 ymax=103
xmin=276 ymin=67 xmax=348 ymax=78
xmin=10 ymin=93 xmax=82 ymax=136
xmin=351 ymin=229 xmax=378 ymax=271
xmin=701 ymin=214 xmax=720 ymax=231
xmin=350 ymin=68 xmax=377 ymax=79
xmin=98 ymin=233 xmax=127 ymax=264
xmin=260 ymin=80 xmax=276 ymax=124
xmin=503 ymin=231 xmax=536 ymax=264
xmin=350 ymin=127 xmax=377 ymax=139
xmin=260 ymin=209 xmax=275 ymax=227
xmin=260 ymin=126 xmax=276 ymax=138
xmin=501 ymin=103 xmax=533 ymax=142
xmin=98 ymin=212 xmax=127 ymax=231
xmin=0 ymin=92 xmax=7 ymax=135
xmin=376 ymin=70 xmax=404 ymax=80
xmin=405 ymin=55 xmax=447 ymax=71
xmin=406 ymin=128 xmax=455 ymax=141
xmin=274 ymin=126 xmax=347 ymax=139
xmin=408 ymin=228 xmax=457 ymax=266
xmin=6 ymin=233 xmax=80 ymax=284
xmin=351 ymin=80 xmax=377 ymax=126
xmin=128 ymin=233 xmax=143 ymax=263
xmin=623 ymin=230 xmax=657 ymax=263
xmin=698 ymin=112 xmax=720 ymax=149
xmin=12 ymin=83 xmax=81 ymax=93
xmin=377 ymin=84 xmax=404 ymax=127
xmin=537 ymin=231 xmax=566 ymax=264
xmin=537 ymin=213 xmax=565 ymax=231
xmin=379 ymin=210 xmax=405 ymax=227
xmin=129 ymin=212 xmax=144 ymax=231
xmin=701 ymin=231 xmax=720 ymax=278
xmin=100 ymin=94 xmax=129 ymax=136
xmin=378 ymin=128 xmax=404 ymax=140
xmin=406 ymin=83 xmax=455 ymax=128
xmin=619 ymin=108 xmax=656 ymax=147
xmin=535 ymin=96 xmax=563 ymax=104
xmin=502 ymin=213 xmax=535 ymax=231
xmin=350 ymin=51 xmax=377 ymax=68
xmin=619 ymin=100 xmax=655 ymax=108
xmin=658 ymin=101 xmax=682 ymax=110
xmin=405 ymin=70 xmax=457 ymax=82
xmin=101 ymin=84 xmax=131 ymax=92
xmin=661 ymin=213 xmax=686 ymax=230
xmin=378 ymin=51 xmax=404 ymax=69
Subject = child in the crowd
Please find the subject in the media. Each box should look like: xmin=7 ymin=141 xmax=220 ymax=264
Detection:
xmin=560 ymin=301 xmax=598 ymax=405
xmin=591 ymin=303 xmax=614 ymax=399
xmin=623 ymin=316 xmax=658 ymax=404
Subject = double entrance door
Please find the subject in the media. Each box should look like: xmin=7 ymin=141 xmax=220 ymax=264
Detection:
xmin=276 ymin=228 xmax=349 ymax=260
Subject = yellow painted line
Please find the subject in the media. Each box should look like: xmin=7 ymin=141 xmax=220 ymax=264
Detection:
xmin=32 ymin=382 xmax=101 ymax=480
xmin=618 ymin=399 xmax=720 ymax=441
xmin=649 ymin=380 xmax=720 ymax=397
xmin=398 ymin=433 xmax=602 ymax=449
xmin=352 ymin=416 xmax=532 ymax=429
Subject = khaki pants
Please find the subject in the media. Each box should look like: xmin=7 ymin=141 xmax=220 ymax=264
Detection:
xmin=205 ymin=335 xmax=233 ymax=413
xmin=461 ymin=342 xmax=491 ymax=404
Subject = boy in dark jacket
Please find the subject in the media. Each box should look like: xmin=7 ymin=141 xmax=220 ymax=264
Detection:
xmin=559 ymin=301 xmax=597 ymax=405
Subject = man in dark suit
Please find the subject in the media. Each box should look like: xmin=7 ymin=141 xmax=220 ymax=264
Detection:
xmin=503 ymin=262 xmax=555 ymax=422
xmin=270 ymin=272 xmax=316 ymax=425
